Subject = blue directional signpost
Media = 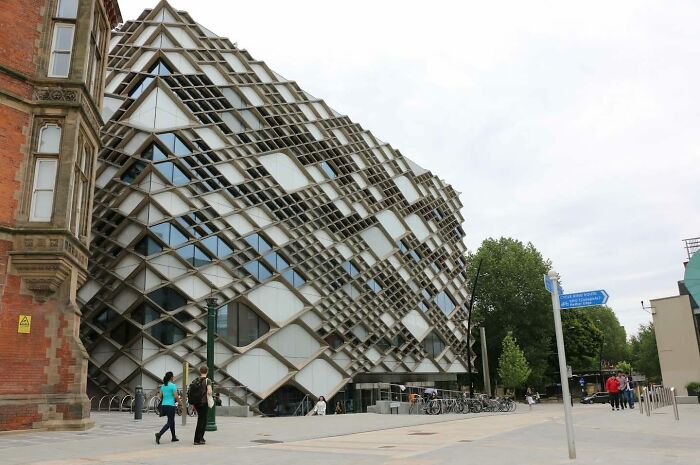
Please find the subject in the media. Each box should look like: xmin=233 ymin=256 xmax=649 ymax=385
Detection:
xmin=559 ymin=290 xmax=609 ymax=309
xmin=543 ymin=273 xmax=610 ymax=460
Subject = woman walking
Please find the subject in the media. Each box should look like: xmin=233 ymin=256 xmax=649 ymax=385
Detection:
xmin=312 ymin=395 xmax=327 ymax=415
xmin=155 ymin=371 xmax=180 ymax=444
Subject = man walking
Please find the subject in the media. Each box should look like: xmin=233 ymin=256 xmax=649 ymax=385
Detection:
xmin=188 ymin=366 xmax=213 ymax=445
xmin=605 ymin=373 xmax=621 ymax=411
xmin=617 ymin=372 xmax=628 ymax=409
xmin=624 ymin=372 xmax=635 ymax=409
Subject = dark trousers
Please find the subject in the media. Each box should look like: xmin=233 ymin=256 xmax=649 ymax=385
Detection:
xmin=610 ymin=392 xmax=620 ymax=409
xmin=620 ymin=391 xmax=628 ymax=408
xmin=194 ymin=404 xmax=208 ymax=443
xmin=158 ymin=405 xmax=176 ymax=439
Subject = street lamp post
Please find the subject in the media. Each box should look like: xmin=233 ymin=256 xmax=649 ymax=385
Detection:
xmin=459 ymin=259 xmax=483 ymax=398
xmin=205 ymin=297 xmax=218 ymax=432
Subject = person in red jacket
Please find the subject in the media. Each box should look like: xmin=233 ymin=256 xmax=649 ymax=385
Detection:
xmin=605 ymin=373 xmax=621 ymax=411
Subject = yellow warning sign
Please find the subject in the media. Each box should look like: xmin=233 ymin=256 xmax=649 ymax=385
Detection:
xmin=18 ymin=315 xmax=31 ymax=334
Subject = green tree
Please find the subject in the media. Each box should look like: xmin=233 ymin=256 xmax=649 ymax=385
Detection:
xmin=561 ymin=308 xmax=604 ymax=371
xmin=617 ymin=361 xmax=632 ymax=374
xmin=469 ymin=238 xmax=553 ymax=386
xmin=498 ymin=331 xmax=532 ymax=392
xmin=584 ymin=305 xmax=629 ymax=365
xmin=629 ymin=323 xmax=661 ymax=382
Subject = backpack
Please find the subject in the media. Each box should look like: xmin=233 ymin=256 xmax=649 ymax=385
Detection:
xmin=188 ymin=377 xmax=208 ymax=406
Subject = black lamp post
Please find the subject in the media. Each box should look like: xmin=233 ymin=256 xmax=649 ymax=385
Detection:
xmin=205 ymin=297 xmax=218 ymax=432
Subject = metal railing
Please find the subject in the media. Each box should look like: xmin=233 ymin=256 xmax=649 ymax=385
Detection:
xmin=291 ymin=394 xmax=312 ymax=416
xmin=376 ymin=382 xmax=468 ymax=403
xmin=640 ymin=385 xmax=679 ymax=420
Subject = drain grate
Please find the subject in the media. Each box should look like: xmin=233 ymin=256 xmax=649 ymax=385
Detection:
xmin=409 ymin=432 xmax=436 ymax=435
xmin=251 ymin=439 xmax=283 ymax=444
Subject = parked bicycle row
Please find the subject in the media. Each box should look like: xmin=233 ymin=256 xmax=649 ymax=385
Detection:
xmin=409 ymin=393 xmax=517 ymax=415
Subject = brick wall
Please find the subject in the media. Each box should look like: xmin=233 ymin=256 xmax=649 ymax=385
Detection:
xmin=0 ymin=106 xmax=28 ymax=227
xmin=0 ymin=0 xmax=43 ymax=77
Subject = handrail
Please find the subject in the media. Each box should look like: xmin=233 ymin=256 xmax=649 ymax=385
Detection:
xmin=292 ymin=394 xmax=310 ymax=416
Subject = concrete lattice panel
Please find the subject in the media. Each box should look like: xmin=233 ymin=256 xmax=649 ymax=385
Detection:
xmin=80 ymin=0 xmax=474 ymax=407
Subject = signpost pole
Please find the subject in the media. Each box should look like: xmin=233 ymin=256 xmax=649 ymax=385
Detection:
xmin=548 ymin=271 xmax=576 ymax=459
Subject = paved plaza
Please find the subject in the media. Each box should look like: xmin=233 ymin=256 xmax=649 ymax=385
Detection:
xmin=0 ymin=403 xmax=698 ymax=465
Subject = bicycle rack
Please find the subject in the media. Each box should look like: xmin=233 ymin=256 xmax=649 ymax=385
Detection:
xmin=148 ymin=395 xmax=161 ymax=414
xmin=98 ymin=395 xmax=110 ymax=412
xmin=120 ymin=395 xmax=133 ymax=412
xmin=108 ymin=395 xmax=120 ymax=412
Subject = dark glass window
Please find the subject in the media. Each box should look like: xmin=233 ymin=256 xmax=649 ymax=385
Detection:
xmin=111 ymin=321 xmax=139 ymax=345
xmin=320 ymin=161 xmax=336 ymax=179
xmin=148 ymin=321 xmax=185 ymax=345
xmin=156 ymin=161 xmax=189 ymax=186
xmin=409 ymin=250 xmax=421 ymax=263
xmin=201 ymin=235 xmax=233 ymax=258
xmin=244 ymin=233 xmax=272 ymax=253
xmin=134 ymin=236 xmax=162 ymax=256
xmin=424 ymin=331 xmax=445 ymax=357
xmin=324 ymin=332 xmax=343 ymax=349
xmin=435 ymin=290 xmax=456 ymax=316
xmin=343 ymin=261 xmax=359 ymax=278
xmin=376 ymin=338 xmax=392 ymax=352
xmin=129 ymin=76 xmax=154 ymax=99
xmin=243 ymin=260 xmax=273 ymax=281
xmin=431 ymin=262 xmax=440 ymax=274
xmin=94 ymin=307 xmax=119 ymax=329
xmin=397 ymin=240 xmax=409 ymax=254
xmin=433 ymin=208 xmax=443 ymax=221
xmin=121 ymin=161 xmax=146 ymax=183
xmin=366 ymin=278 xmax=382 ymax=293
xmin=147 ymin=286 xmax=187 ymax=312
xmin=176 ymin=244 xmax=211 ymax=267
xmin=131 ymin=303 xmax=161 ymax=325
xmin=157 ymin=133 xmax=190 ymax=156
xmin=392 ymin=333 xmax=405 ymax=348
xmin=150 ymin=222 xmax=188 ymax=247
xmin=217 ymin=301 xmax=269 ymax=347
xmin=149 ymin=59 xmax=172 ymax=76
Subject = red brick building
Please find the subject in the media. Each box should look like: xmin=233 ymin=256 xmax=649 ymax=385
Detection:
xmin=0 ymin=0 xmax=120 ymax=430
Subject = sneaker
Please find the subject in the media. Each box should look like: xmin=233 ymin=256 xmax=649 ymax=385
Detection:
xmin=171 ymin=437 xmax=179 ymax=442
xmin=616 ymin=408 xmax=620 ymax=410
xmin=194 ymin=441 xmax=205 ymax=445
xmin=155 ymin=433 xmax=161 ymax=444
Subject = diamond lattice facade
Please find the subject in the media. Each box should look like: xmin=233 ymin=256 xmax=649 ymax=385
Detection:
xmin=80 ymin=1 xmax=472 ymax=412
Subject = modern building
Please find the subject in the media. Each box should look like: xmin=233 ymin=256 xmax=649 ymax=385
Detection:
xmin=0 ymin=0 xmax=121 ymax=430
xmin=80 ymin=1 xmax=472 ymax=414
xmin=650 ymin=238 xmax=700 ymax=396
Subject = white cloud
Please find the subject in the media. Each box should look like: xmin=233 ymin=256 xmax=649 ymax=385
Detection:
xmin=117 ymin=0 xmax=700 ymax=335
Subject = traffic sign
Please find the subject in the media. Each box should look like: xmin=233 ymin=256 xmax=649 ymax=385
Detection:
xmin=559 ymin=290 xmax=609 ymax=309
xmin=543 ymin=274 xmax=563 ymax=295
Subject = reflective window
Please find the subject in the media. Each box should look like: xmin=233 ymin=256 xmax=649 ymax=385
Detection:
xmin=111 ymin=321 xmax=139 ymax=345
xmin=397 ymin=240 xmax=409 ymax=254
xmin=392 ymin=334 xmax=405 ymax=348
xmin=243 ymin=260 xmax=273 ymax=281
xmin=424 ymin=331 xmax=445 ymax=357
xmin=324 ymin=332 xmax=343 ymax=349
xmin=433 ymin=208 xmax=443 ymax=221
xmin=409 ymin=250 xmax=421 ymax=263
xmin=244 ymin=233 xmax=272 ymax=253
xmin=120 ymin=161 xmax=146 ymax=183
xmin=263 ymin=251 xmax=289 ymax=272
xmin=37 ymin=124 xmax=61 ymax=153
xmin=176 ymin=244 xmax=211 ymax=267
xmin=157 ymin=133 xmax=190 ymax=156
xmin=150 ymin=222 xmax=188 ymax=247
xmin=431 ymin=262 xmax=440 ymax=274
xmin=367 ymin=278 xmax=382 ymax=293
xmin=320 ymin=161 xmax=336 ymax=179
xmin=134 ymin=236 xmax=163 ymax=256
xmin=131 ymin=303 xmax=161 ymax=325
xmin=48 ymin=24 xmax=74 ymax=77
xmin=201 ymin=235 xmax=233 ymax=258
xmin=421 ymin=289 xmax=432 ymax=301
xmin=149 ymin=59 xmax=172 ymax=76
xmin=29 ymin=159 xmax=58 ymax=222
xmin=418 ymin=302 xmax=429 ymax=312
xmin=435 ymin=290 xmax=456 ymax=316
xmin=282 ymin=268 xmax=305 ymax=288
xmin=142 ymin=143 xmax=168 ymax=161
xmin=148 ymin=321 xmax=186 ymax=345
xmin=156 ymin=161 xmax=189 ymax=185
xmin=94 ymin=307 xmax=118 ymax=329
xmin=129 ymin=76 xmax=154 ymax=98
xmin=147 ymin=286 xmax=188 ymax=312
xmin=343 ymin=261 xmax=359 ymax=278
xmin=56 ymin=0 xmax=78 ymax=18
xmin=217 ymin=301 xmax=269 ymax=347
xmin=376 ymin=338 xmax=392 ymax=352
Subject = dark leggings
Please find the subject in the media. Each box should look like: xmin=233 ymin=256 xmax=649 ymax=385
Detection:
xmin=158 ymin=405 xmax=176 ymax=439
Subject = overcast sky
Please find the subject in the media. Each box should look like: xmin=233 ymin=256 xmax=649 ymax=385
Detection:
xmin=118 ymin=0 xmax=700 ymax=336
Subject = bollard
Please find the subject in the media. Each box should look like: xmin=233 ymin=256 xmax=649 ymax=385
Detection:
xmin=671 ymin=387 xmax=679 ymax=421
xmin=134 ymin=386 xmax=143 ymax=420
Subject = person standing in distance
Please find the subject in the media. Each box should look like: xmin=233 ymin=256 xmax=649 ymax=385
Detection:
xmin=605 ymin=373 xmax=621 ymax=411
xmin=155 ymin=371 xmax=180 ymax=444
xmin=312 ymin=396 xmax=327 ymax=415
xmin=189 ymin=365 xmax=213 ymax=445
